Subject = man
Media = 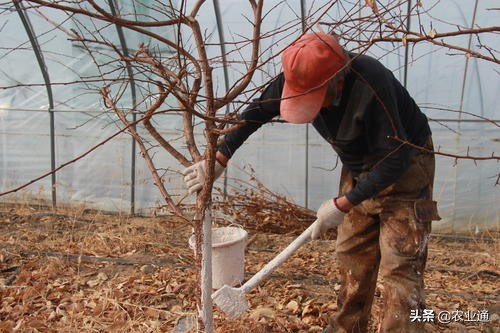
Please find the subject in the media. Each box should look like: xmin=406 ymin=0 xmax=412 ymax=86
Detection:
xmin=182 ymin=32 xmax=440 ymax=332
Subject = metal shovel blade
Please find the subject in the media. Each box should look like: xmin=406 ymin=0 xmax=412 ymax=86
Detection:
xmin=211 ymin=285 xmax=248 ymax=319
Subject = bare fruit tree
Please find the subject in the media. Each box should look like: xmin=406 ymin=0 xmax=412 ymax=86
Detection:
xmin=7 ymin=0 xmax=266 ymax=331
xmin=1 ymin=0 xmax=498 ymax=332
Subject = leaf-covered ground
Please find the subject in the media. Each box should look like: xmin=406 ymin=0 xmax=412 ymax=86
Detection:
xmin=0 ymin=204 xmax=498 ymax=332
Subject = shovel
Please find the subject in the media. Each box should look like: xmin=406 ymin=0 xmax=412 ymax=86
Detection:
xmin=211 ymin=220 xmax=318 ymax=318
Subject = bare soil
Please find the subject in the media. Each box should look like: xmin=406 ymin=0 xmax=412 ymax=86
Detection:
xmin=0 ymin=203 xmax=498 ymax=332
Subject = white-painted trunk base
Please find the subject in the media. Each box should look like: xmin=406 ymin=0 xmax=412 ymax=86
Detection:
xmin=201 ymin=210 xmax=213 ymax=332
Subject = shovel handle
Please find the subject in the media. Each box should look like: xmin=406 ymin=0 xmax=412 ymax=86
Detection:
xmin=241 ymin=220 xmax=317 ymax=293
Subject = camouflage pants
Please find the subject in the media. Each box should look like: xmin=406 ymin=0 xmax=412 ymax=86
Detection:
xmin=326 ymin=143 xmax=440 ymax=333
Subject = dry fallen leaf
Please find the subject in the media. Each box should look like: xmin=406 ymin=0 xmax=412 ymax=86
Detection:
xmin=144 ymin=307 xmax=160 ymax=319
xmin=326 ymin=302 xmax=337 ymax=311
xmin=249 ymin=306 xmax=276 ymax=320
xmin=86 ymin=272 xmax=108 ymax=287
xmin=140 ymin=264 xmax=155 ymax=274
xmin=301 ymin=315 xmax=317 ymax=325
xmin=286 ymin=300 xmax=300 ymax=313
xmin=301 ymin=301 xmax=319 ymax=318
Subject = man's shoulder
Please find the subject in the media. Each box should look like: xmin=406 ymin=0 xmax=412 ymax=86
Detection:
xmin=348 ymin=52 xmax=394 ymax=88
xmin=351 ymin=52 xmax=388 ymax=73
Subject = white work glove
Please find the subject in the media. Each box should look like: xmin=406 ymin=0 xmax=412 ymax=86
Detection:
xmin=311 ymin=198 xmax=345 ymax=240
xmin=181 ymin=159 xmax=225 ymax=194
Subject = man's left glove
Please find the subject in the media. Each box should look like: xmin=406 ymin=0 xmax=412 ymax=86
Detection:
xmin=181 ymin=159 xmax=225 ymax=194
xmin=311 ymin=198 xmax=345 ymax=240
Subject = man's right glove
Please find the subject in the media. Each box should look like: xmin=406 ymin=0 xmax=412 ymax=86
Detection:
xmin=181 ymin=159 xmax=225 ymax=195
xmin=311 ymin=198 xmax=345 ymax=240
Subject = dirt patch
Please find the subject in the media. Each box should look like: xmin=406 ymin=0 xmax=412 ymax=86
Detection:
xmin=0 ymin=204 xmax=498 ymax=332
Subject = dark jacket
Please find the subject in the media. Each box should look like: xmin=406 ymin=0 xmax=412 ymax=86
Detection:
xmin=218 ymin=53 xmax=432 ymax=205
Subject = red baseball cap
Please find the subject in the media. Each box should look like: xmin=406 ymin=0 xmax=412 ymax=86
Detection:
xmin=281 ymin=32 xmax=348 ymax=123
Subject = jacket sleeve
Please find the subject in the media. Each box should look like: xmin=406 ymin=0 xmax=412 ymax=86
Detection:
xmin=344 ymin=82 xmax=413 ymax=205
xmin=218 ymin=74 xmax=283 ymax=158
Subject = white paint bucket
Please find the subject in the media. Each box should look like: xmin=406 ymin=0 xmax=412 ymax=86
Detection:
xmin=189 ymin=226 xmax=248 ymax=289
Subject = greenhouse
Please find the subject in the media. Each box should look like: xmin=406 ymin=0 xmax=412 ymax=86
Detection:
xmin=0 ymin=1 xmax=498 ymax=332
